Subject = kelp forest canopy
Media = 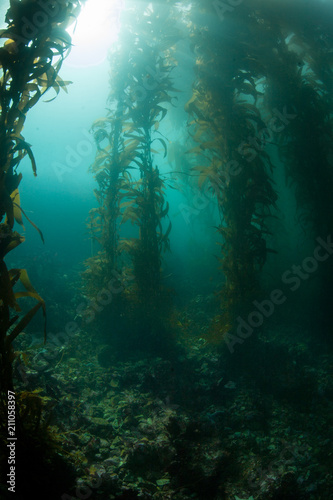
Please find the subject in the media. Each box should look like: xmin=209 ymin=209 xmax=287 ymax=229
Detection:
xmin=83 ymin=0 xmax=333 ymax=350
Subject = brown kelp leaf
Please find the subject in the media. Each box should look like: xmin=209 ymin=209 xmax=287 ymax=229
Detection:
xmin=8 ymin=268 xmax=21 ymax=288
xmin=120 ymin=200 xmax=136 ymax=210
xmin=9 ymin=268 xmax=47 ymax=343
xmin=12 ymin=202 xmax=44 ymax=243
xmin=11 ymin=135 xmax=37 ymax=177
xmin=10 ymin=189 xmax=25 ymax=228
xmin=55 ymin=75 xmax=71 ymax=93
xmin=118 ymin=238 xmax=137 ymax=253
xmin=3 ymin=232 xmax=25 ymax=256
xmin=18 ymin=268 xmax=43 ymax=296
xmin=14 ymin=290 xmax=44 ymax=302
xmin=51 ymin=27 xmax=73 ymax=48
xmin=5 ymin=301 xmax=46 ymax=348
xmin=152 ymin=137 xmax=168 ymax=158
xmin=160 ymin=201 xmax=169 ymax=218
xmin=121 ymin=207 xmax=139 ymax=224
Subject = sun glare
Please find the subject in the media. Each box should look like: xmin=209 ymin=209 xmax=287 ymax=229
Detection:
xmin=66 ymin=0 xmax=123 ymax=68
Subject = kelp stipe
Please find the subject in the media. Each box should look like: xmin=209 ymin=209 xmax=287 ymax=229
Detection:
xmin=83 ymin=3 xmax=180 ymax=356
xmin=181 ymin=0 xmax=333 ymax=344
xmin=185 ymin=0 xmax=278 ymax=342
xmin=259 ymin=1 xmax=333 ymax=337
xmin=121 ymin=7 xmax=176 ymax=304
xmin=82 ymin=43 xmax=135 ymax=295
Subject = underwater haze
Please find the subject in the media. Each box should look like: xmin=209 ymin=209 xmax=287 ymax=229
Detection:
xmin=1 ymin=0 xmax=333 ymax=499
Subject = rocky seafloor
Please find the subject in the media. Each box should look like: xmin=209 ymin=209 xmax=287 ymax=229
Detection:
xmin=11 ymin=290 xmax=333 ymax=500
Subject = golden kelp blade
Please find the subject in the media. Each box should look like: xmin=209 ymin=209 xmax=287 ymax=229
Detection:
xmin=10 ymin=189 xmax=25 ymax=229
xmin=13 ymin=202 xmax=44 ymax=243
xmin=3 ymin=232 xmax=25 ymax=256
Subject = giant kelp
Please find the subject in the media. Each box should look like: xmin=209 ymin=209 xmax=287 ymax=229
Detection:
xmin=185 ymin=0 xmax=278 ymax=340
xmin=0 ymin=0 xmax=84 ymax=473
xmin=181 ymin=0 xmax=333 ymax=343
xmin=120 ymin=6 xmax=176 ymax=302
xmin=84 ymin=0 xmax=333 ymax=353
xmin=83 ymin=45 xmax=136 ymax=294
xmin=257 ymin=0 xmax=333 ymax=335
xmin=83 ymin=3 xmax=180 ymax=354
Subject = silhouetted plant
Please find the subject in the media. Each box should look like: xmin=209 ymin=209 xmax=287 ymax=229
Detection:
xmin=0 ymin=0 xmax=84 ymax=442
